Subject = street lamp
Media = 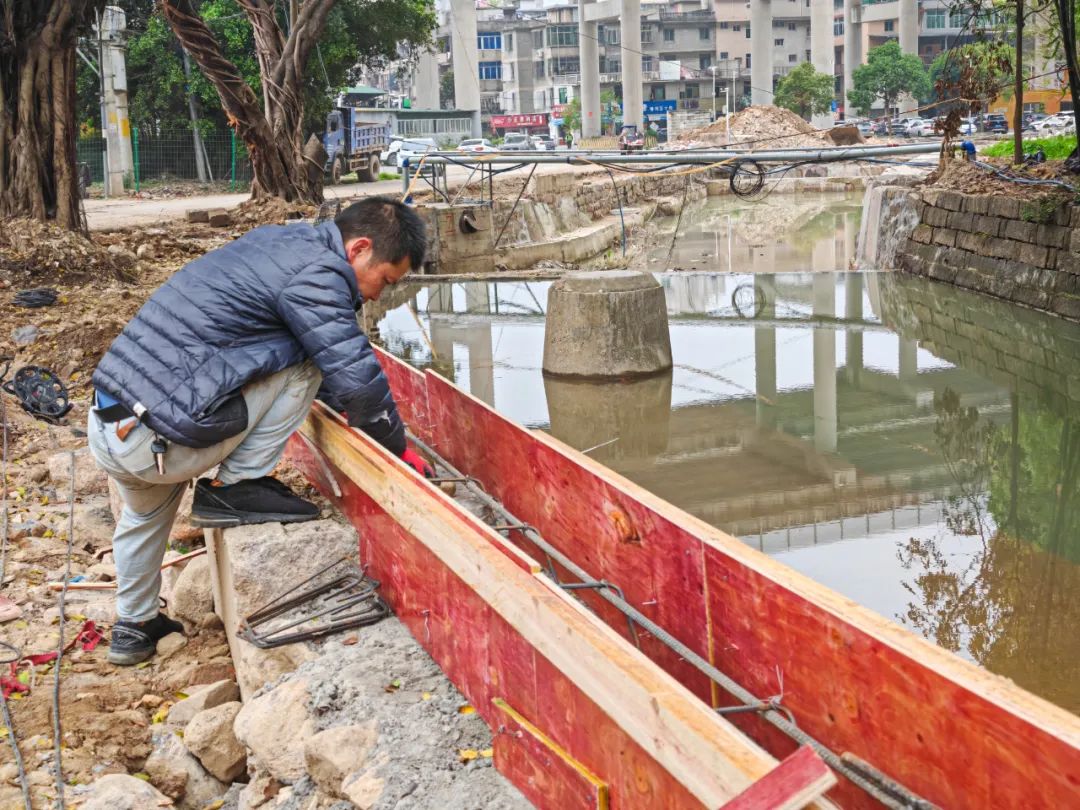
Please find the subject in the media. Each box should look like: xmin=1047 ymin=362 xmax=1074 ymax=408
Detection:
xmin=709 ymin=65 xmax=730 ymax=142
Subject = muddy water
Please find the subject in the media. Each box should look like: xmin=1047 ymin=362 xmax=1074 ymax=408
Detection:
xmin=376 ymin=199 xmax=1080 ymax=715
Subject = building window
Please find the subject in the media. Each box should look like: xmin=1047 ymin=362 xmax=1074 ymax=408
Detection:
xmin=651 ymin=85 xmax=666 ymax=101
xmin=774 ymin=38 xmax=784 ymax=46
xmin=478 ymin=32 xmax=502 ymax=50
xmin=535 ymin=60 xmax=545 ymax=78
xmin=683 ymin=84 xmax=700 ymax=99
xmin=552 ymin=56 xmax=579 ymax=75
xmin=834 ymin=21 xmax=843 ymax=35
xmin=507 ymin=63 xmax=514 ymax=81
xmin=926 ymin=9 xmax=946 ymax=29
xmin=699 ymin=54 xmax=712 ymax=69
xmin=505 ymin=33 xmax=513 ymax=51
xmin=884 ymin=20 xmax=894 ymax=32
xmin=788 ymin=22 xmax=796 ymax=31
xmin=641 ymin=24 xmax=653 ymax=43
xmin=642 ymin=56 xmax=654 ymax=72
xmin=699 ymin=27 xmax=710 ymax=40
xmin=663 ymin=28 xmax=675 ymax=42
xmin=604 ymin=27 xmax=619 ymax=45
xmin=478 ymin=61 xmax=501 ymax=80
xmin=746 ymin=26 xmax=751 ymax=38
xmin=546 ymin=25 xmax=578 ymax=48
xmin=788 ymin=54 xmax=797 ymax=63
xmin=558 ymin=87 xmax=568 ymax=105
xmin=733 ymin=24 xmax=741 ymax=32
xmin=806 ymin=49 xmax=811 ymax=60
xmin=719 ymin=51 xmax=728 ymax=59
xmin=720 ymin=22 xmax=729 ymax=30
xmin=774 ymin=20 xmax=785 ymax=28
xmin=533 ymin=29 xmax=544 ymax=48
xmin=949 ymin=11 xmax=966 ymax=28
xmin=746 ymin=53 xmax=751 ymax=68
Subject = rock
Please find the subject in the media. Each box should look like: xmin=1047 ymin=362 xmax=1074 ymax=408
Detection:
xmin=341 ymin=768 xmax=385 ymax=809
xmin=233 ymin=640 xmax=315 ymax=699
xmin=185 ymin=209 xmax=210 ymax=223
xmin=237 ymin=768 xmax=284 ymax=810
xmin=47 ymin=450 xmax=107 ymax=501
xmin=234 ymin=677 xmax=316 ymax=783
xmin=183 ymin=702 xmax=246 ymax=782
xmin=199 ymin=612 xmax=224 ymax=631
xmin=303 ymin=724 xmax=378 ymax=797
xmin=145 ymin=728 xmax=229 ymax=809
xmin=87 ymin=562 xmax=116 ymax=582
xmin=156 ymin=632 xmax=188 ymax=659
xmin=208 ymin=209 xmax=233 ymax=227
xmin=12 ymin=325 xmax=41 ymax=346
xmin=136 ymin=243 xmax=156 ymax=260
xmin=171 ymin=556 xmax=214 ymax=625
xmin=72 ymin=773 xmax=174 ymax=809
xmin=106 ymin=243 xmax=138 ymax=262
xmin=167 ymin=680 xmax=240 ymax=726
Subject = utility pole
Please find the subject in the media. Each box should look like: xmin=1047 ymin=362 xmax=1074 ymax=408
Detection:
xmin=1014 ymin=0 xmax=1025 ymax=165
xmin=182 ymin=49 xmax=210 ymax=183
xmin=98 ymin=5 xmax=134 ymax=196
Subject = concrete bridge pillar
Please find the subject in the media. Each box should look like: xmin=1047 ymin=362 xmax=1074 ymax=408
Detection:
xmin=810 ymin=0 xmax=836 ymax=129
xmin=451 ymin=0 xmax=482 ymax=136
xmin=578 ymin=0 xmax=601 ymax=138
xmin=813 ymin=275 xmax=837 ymax=454
xmin=750 ymin=0 xmax=773 ymax=106
xmin=755 ymin=274 xmax=778 ymax=429
xmin=897 ymin=0 xmax=919 ymax=114
xmin=620 ymin=0 xmax=644 ymax=131
xmin=899 ymin=337 xmax=918 ymax=383
xmin=414 ymin=49 xmax=441 ymax=110
xmin=843 ymin=0 xmax=863 ymax=116
xmin=844 ymin=273 xmax=863 ymax=386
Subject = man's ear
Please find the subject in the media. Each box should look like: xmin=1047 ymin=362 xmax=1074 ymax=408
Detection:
xmin=346 ymin=236 xmax=373 ymax=262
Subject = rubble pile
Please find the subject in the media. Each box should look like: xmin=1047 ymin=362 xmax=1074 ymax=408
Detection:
xmin=0 ymin=219 xmax=135 ymax=285
xmin=677 ymin=105 xmax=829 ymax=149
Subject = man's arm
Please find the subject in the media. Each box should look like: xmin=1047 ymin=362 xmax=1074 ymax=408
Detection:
xmin=275 ymin=265 xmax=406 ymax=456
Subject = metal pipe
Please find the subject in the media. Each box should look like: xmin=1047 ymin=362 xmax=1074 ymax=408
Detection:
xmin=421 ymin=143 xmax=939 ymax=165
xmin=406 ymin=431 xmax=933 ymax=810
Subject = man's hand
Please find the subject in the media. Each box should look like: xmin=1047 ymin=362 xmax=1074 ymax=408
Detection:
xmin=401 ymin=448 xmax=435 ymax=479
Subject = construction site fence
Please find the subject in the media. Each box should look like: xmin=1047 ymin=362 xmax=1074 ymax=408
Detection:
xmin=76 ymin=128 xmax=255 ymax=192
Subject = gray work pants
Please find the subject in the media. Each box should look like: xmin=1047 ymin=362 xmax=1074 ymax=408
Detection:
xmin=87 ymin=361 xmax=322 ymax=622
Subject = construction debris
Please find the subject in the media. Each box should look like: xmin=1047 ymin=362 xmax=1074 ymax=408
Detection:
xmin=676 ymin=104 xmax=830 ymax=149
xmin=0 ymin=219 xmax=135 ymax=285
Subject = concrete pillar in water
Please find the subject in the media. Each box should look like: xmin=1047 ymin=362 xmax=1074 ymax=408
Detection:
xmin=844 ymin=273 xmax=863 ymax=387
xmin=620 ymin=0 xmax=644 ymax=131
xmin=450 ymin=0 xmax=482 ymax=137
xmin=897 ymin=0 xmax=919 ymax=114
xmin=810 ymin=0 xmax=836 ymax=130
xmin=811 ymin=214 xmax=838 ymax=273
xmin=899 ymin=337 xmax=918 ymax=383
xmin=543 ymin=271 xmax=672 ymax=378
xmin=843 ymin=0 xmax=863 ymax=116
xmin=413 ymin=49 xmax=441 ymax=110
xmin=813 ymin=274 xmax=837 ymax=453
xmin=755 ymin=274 xmax=777 ymax=429
xmin=750 ymin=0 xmax=773 ymax=106
xmin=578 ymin=0 xmax=601 ymax=139
xmin=545 ymin=372 xmax=672 ymax=464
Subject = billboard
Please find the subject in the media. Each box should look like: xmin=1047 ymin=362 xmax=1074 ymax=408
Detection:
xmin=490 ymin=113 xmax=548 ymax=128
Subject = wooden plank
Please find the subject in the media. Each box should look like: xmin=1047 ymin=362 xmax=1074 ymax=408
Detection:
xmin=285 ymin=403 xmax=828 ymax=809
xmin=399 ymin=359 xmax=1080 ymax=809
xmin=492 ymin=697 xmax=609 ymax=810
xmin=720 ymin=746 xmax=834 ymax=810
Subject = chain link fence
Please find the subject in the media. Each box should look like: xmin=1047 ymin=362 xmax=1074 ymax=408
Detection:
xmin=76 ymin=128 xmax=254 ymax=192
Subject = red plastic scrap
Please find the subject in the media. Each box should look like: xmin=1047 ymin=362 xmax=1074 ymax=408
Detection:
xmin=0 ymin=621 xmax=104 ymax=698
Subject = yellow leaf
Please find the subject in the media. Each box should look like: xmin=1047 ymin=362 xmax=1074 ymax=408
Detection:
xmin=9 ymin=693 xmax=23 ymax=701
xmin=458 ymin=748 xmax=479 ymax=762
xmin=480 ymin=748 xmax=493 ymax=758
xmin=457 ymin=704 xmax=475 ymax=715
xmin=40 ymin=496 xmax=49 ymax=506
xmin=151 ymin=705 xmax=171 ymax=724
xmin=16 ymin=671 xmax=29 ymax=685
xmin=132 ymin=772 xmax=151 ymax=781
xmin=202 ymin=802 xmax=225 ymax=810
xmin=135 ymin=661 xmax=151 ymax=669
xmin=174 ymin=692 xmax=189 ymax=701
xmin=384 ymin=679 xmax=402 ymax=693
xmin=421 ymin=692 xmax=432 ymax=701
xmin=68 ymin=613 xmax=87 ymax=623
xmin=0 ymin=727 xmax=7 ymax=737
xmin=43 ymin=530 xmax=54 ymax=538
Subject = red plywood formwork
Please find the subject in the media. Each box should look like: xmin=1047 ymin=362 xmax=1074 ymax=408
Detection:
xmin=360 ymin=349 xmax=1080 ymax=810
xmin=286 ymin=403 xmax=836 ymax=810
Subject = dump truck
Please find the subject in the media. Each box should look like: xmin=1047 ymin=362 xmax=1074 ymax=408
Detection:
xmin=322 ymin=108 xmax=392 ymax=183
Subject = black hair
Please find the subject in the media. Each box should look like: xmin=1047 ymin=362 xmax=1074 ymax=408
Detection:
xmin=334 ymin=196 xmax=427 ymax=270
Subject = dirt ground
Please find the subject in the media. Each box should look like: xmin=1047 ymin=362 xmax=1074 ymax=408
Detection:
xmin=924 ymin=154 xmax=1077 ymax=202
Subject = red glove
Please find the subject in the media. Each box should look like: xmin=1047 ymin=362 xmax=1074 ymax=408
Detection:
xmin=401 ymin=448 xmax=435 ymax=479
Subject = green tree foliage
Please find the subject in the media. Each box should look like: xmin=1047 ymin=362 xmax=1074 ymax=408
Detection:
xmin=773 ymin=62 xmax=836 ymax=120
xmin=561 ymin=89 xmax=620 ymax=134
xmin=928 ymin=41 xmax=1013 ymax=109
xmin=78 ymin=0 xmax=435 ymax=137
xmin=846 ymin=41 xmax=932 ymax=116
xmin=439 ymin=69 xmax=454 ymax=109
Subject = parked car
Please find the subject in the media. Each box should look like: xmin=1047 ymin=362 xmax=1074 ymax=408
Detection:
xmin=618 ymin=124 xmax=645 ymax=153
xmin=906 ymin=118 xmax=938 ymax=137
xmin=889 ymin=117 xmax=921 ymax=136
xmin=392 ymin=137 xmax=438 ymax=174
xmin=872 ymin=119 xmax=891 ymax=136
xmin=982 ymin=113 xmax=1008 ymax=134
xmin=457 ymin=138 xmax=497 ymax=154
xmin=958 ymin=117 xmax=977 ymax=136
xmin=1023 ymin=112 xmax=1047 ymax=129
xmin=855 ymin=120 xmax=874 ymax=136
xmin=531 ymin=134 xmax=556 ymax=151
xmin=500 ymin=133 xmax=533 ymax=151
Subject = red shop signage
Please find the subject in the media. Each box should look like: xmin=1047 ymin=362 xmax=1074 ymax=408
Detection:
xmin=491 ymin=113 xmax=548 ymax=128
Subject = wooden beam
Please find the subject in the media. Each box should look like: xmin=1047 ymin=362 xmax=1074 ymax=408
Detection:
xmin=287 ymin=403 xmax=837 ymax=809
xmin=371 ymin=348 xmax=1080 ymax=810
xmin=720 ymin=746 xmax=835 ymax=810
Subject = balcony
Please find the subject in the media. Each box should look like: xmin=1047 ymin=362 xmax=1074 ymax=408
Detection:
xmin=658 ymin=10 xmax=715 ymax=22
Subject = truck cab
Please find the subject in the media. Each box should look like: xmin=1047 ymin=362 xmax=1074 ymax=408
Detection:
xmin=322 ymin=108 xmax=391 ymax=183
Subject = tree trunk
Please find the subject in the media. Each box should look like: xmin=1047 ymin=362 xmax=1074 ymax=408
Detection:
xmin=161 ymin=0 xmax=335 ymax=204
xmin=1055 ymin=0 xmax=1080 ymax=140
xmin=0 ymin=1 xmax=102 ymax=228
xmin=1014 ymin=0 xmax=1025 ymax=165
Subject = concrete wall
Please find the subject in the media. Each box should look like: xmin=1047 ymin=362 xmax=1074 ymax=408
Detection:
xmin=898 ymin=187 xmax=1080 ymax=321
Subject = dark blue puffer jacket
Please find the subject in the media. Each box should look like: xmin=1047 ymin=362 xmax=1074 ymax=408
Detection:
xmin=92 ymin=221 xmax=405 ymax=453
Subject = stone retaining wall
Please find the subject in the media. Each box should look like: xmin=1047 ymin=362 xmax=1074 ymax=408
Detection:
xmin=899 ymin=186 xmax=1080 ymax=321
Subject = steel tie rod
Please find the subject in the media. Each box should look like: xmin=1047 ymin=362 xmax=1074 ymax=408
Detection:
xmin=406 ymin=431 xmax=936 ymax=810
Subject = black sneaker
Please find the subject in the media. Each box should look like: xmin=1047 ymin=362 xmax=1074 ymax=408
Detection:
xmin=108 ymin=613 xmax=185 ymax=666
xmin=189 ymin=476 xmax=319 ymax=528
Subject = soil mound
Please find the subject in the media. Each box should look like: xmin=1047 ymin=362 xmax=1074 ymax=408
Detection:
xmin=676 ymin=105 xmax=828 ymax=149
xmin=0 ymin=219 xmax=135 ymax=284
xmin=927 ymin=157 xmax=1074 ymax=202
xmin=233 ymin=196 xmax=319 ymax=225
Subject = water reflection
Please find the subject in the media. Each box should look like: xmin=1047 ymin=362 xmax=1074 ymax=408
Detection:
xmin=373 ymin=214 xmax=1080 ymax=713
